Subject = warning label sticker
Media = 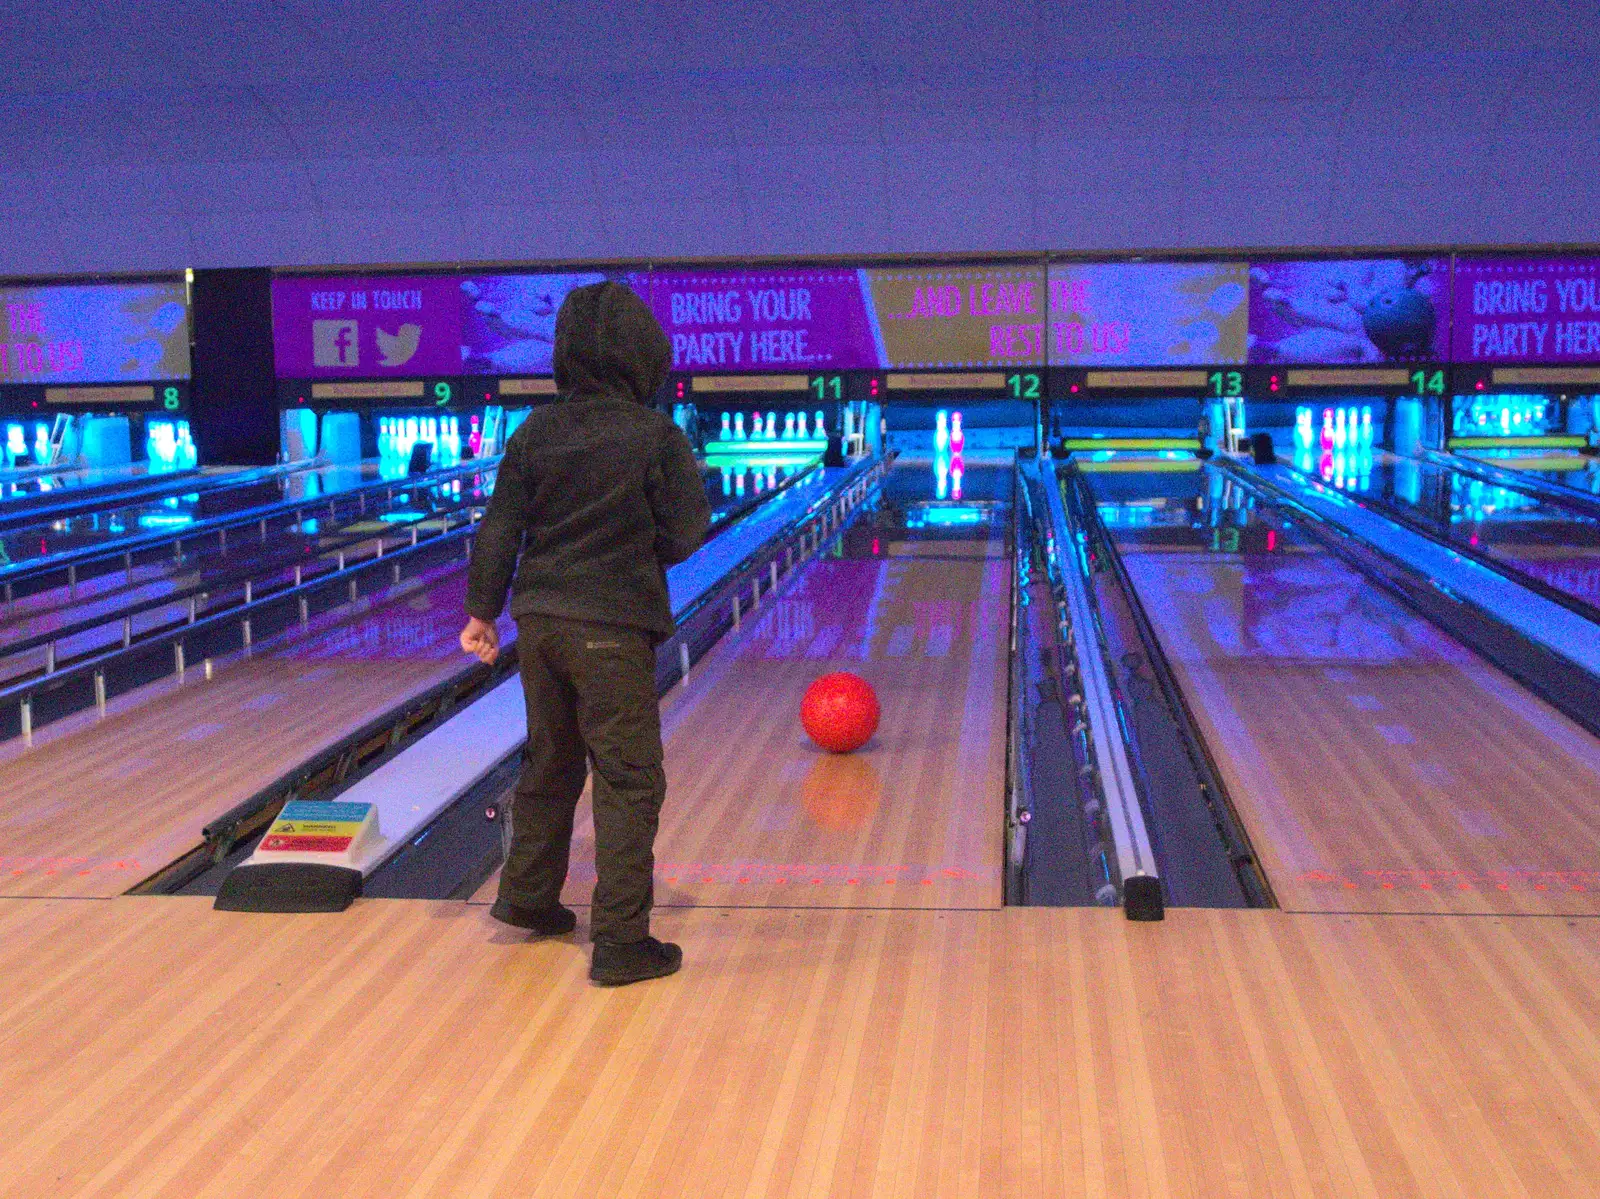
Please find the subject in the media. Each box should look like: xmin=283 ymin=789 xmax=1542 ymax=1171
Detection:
xmin=260 ymin=834 xmax=354 ymax=854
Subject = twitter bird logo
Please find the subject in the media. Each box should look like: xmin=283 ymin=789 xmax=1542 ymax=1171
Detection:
xmin=376 ymin=323 xmax=422 ymax=367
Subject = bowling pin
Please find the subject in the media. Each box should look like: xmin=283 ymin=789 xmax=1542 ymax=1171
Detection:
xmin=722 ymin=470 xmax=731 ymax=497
xmin=784 ymin=412 xmax=795 ymax=440
xmin=934 ymin=453 xmax=949 ymax=499
xmin=735 ymin=470 xmax=746 ymax=496
xmin=734 ymin=412 xmax=746 ymax=440
xmin=1360 ymin=406 xmax=1373 ymax=447
xmin=797 ymin=412 xmax=809 ymax=440
xmin=950 ymin=411 xmax=965 ymax=453
xmin=935 ymin=409 xmax=949 ymax=451
xmin=816 ymin=410 xmax=827 ymax=438
xmin=951 ymin=454 xmax=964 ymax=501
xmin=1320 ymin=409 xmax=1334 ymax=452
xmin=720 ymin=411 xmax=732 ymax=442
xmin=1334 ymin=408 xmax=1347 ymax=449
xmin=766 ymin=411 xmax=777 ymax=439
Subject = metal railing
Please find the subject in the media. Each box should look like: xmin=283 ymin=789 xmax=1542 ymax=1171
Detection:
xmin=2 ymin=497 xmax=490 ymax=746
xmin=1031 ymin=456 xmax=1163 ymax=919
xmin=1 ymin=456 xmax=503 ymax=603
xmin=1 ymin=477 xmax=497 ymax=690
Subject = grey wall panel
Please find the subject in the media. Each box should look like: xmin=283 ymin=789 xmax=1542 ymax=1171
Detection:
xmin=2 ymin=1 xmax=1596 ymax=274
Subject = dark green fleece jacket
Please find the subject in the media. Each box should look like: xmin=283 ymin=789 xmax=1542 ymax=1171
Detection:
xmin=464 ymin=281 xmax=711 ymax=638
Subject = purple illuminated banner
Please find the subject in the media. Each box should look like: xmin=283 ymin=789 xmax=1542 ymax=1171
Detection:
xmin=460 ymin=272 xmax=609 ymax=375
xmin=646 ymin=269 xmax=879 ymax=372
xmin=0 ymin=280 xmax=189 ymax=384
xmin=1047 ymin=262 xmax=1248 ymax=366
xmin=1248 ymin=258 xmax=1450 ymax=364
xmin=1452 ymin=257 xmax=1600 ymax=363
xmin=271 ymin=275 xmax=464 ymax=377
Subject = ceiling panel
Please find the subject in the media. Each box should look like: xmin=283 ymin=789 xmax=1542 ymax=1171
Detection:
xmin=0 ymin=0 xmax=1596 ymax=272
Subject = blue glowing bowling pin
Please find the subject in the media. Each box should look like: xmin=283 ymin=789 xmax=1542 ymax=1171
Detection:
xmin=734 ymin=412 xmax=747 ymax=440
xmin=720 ymin=411 xmax=732 ymax=442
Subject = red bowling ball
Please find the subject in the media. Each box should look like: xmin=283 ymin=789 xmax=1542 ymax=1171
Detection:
xmin=800 ymin=672 xmax=881 ymax=754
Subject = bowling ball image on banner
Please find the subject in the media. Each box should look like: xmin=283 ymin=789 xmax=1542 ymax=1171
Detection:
xmin=800 ymin=672 xmax=880 ymax=754
xmin=1362 ymin=286 xmax=1437 ymax=360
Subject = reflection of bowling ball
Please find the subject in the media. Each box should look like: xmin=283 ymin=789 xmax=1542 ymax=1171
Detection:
xmin=800 ymin=672 xmax=880 ymax=754
xmin=1362 ymin=287 xmax=1436 ymax=359
xmin=802 ymin=755 xmax=882 ymax=830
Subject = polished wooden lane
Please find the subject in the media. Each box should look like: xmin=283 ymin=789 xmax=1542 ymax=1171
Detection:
xmin=0 ymin=564 xmax=511 ymax=898
xmin=1 ymin=898 xmax=1598 ymax=1197
xmin=476 ymin=533 xmax=1012 ymax=912
xmin=1122 ymin=544 xmax=1600 ymax=914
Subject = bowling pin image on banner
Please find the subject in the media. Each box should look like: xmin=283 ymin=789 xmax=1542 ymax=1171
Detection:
xmin=935 ymin=409 xmax=949 ymax=451
xmin=950 ymin=410 xmax=965 ymax=453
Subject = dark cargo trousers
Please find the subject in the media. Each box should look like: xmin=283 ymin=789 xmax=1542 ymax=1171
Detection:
xmin=498 ymin=615 xmax=665 ymax=944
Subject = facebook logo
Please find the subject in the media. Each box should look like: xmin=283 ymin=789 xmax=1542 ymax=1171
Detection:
xmin=312 ymin=320 xmax=359 ymax=367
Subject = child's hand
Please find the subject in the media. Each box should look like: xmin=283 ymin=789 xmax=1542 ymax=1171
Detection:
xmin=460 ymin=617 xmax=500 ymax=665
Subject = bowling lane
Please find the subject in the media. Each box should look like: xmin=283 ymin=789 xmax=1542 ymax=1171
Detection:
xmin=0 ymin=561 xmax=517 ymax=898
xmin=0 ymin=459 xmax=190 ymax=505
xmin=700 ymin=451 xmax=818 ymax=531
xmin=473 ymin=456 xmax=1013 ymax=911
xmin=1456 ymin=446 xmax=1600 ymax=500
xmin=0 ymin=463 xmax=822 ymax=898
xmin=0 ymin=460 xmax=400 ymax=570
xmin=1086 ymin=461 xmax=1600 ymax=914
xmin=0 ymin=471 xmax=496 ymax=688
xmin=1290 ymin=448 xmax=1600 ymax=616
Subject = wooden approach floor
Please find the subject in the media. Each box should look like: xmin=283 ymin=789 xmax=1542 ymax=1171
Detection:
xmin=476 ymin=536 xmax=1011 ymax=912
xmin=1123 ymin=547 xmax=1600 ymax=915
xmin=0 ymin=563 xmax=511 ymax=898
xmin=2 ymin=897 xmax=1599 ymax=1197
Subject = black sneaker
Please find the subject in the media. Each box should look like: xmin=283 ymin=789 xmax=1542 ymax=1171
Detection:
xmin=490 ymin=899 xmax=577 ymax=937
xmin=590 ymin=937 xmax=683 ymax=986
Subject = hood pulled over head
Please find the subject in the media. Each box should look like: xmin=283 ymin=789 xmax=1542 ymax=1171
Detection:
xmin=552 ymin=281 xmax=671 ymax=404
